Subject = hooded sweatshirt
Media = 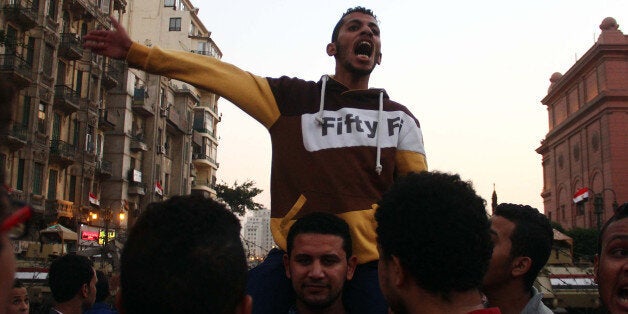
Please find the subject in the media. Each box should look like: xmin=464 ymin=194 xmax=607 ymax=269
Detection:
xmin=126 ymin=43 xmax=427 ymax=263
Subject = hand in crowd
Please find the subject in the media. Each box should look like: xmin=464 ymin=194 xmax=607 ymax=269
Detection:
xmin=83 ymin=16 xmax=132 ymax=60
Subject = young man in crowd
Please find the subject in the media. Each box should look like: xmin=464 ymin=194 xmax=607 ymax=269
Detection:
xmin=5 ymin=280 xmax=29 ymax=314
xmin=83 ymin=7 xmax=427 ymax=312
xmin=117 ymin=195 xmax=251 ymax=314
xmin=481 ymin=203 xmax=554 ymax=314
xmin=48 ymin=254 xmax=97 ymax=314
xmin=283 ymin=212 xmax=357 ymax=314
xmin=594 ymin=202 xmax=628 ymax=314
xmin=375 ymin=171 xmax=500 ymax=314
xmin=84 ymin=271 xmax=118 ymax=314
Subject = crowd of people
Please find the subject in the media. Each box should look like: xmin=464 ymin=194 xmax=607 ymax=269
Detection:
xmin=1 ymin=5 xmax=627 ymax=314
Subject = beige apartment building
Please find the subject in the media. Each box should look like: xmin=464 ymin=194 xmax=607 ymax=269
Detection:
xmin=0 ymin=0 xmax=221 ymax=239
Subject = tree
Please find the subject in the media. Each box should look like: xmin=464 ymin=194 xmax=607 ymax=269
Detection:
xmin=566 ymin=227 xmax=599 ymax=263
xmin=215 ymin=180 xmax=264 ymax=216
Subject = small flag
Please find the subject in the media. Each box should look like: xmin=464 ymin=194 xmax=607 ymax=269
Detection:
xmin=155 ymin=181 xmax=163 ymax=196
xmin=89 ymin=192 xmax=100 ymax=206
xmin=573 ymin=187 xmax=590 ymax=204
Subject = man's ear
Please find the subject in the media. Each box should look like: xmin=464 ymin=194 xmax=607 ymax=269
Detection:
xmin=346 ymin=256 xmax=358 ymax=281
xmin=511 ymin=256 xmax=532 ymax=278
xmin=327 ymin=43 xmax=337 ymax=57
xmin=283 ymin=253 xmax=291 ymax=279
xmin=389 ymin=255 xmax=407 ymax=287
xmin=81 ymin=283 xmax=89 ymax=298
xmin=235 ymin=295 xmax=253 ymax=314
xmin=376 ymin=52 xmax=382 ymax=65
xmin=593 ymin=254 xmax=600 ymax=283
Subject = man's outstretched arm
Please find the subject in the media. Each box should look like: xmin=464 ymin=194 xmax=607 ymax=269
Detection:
xmin=83 ymin=16 xmax=132 ymax=60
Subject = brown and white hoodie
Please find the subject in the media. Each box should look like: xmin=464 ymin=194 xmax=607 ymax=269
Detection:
xmin=126 ymin=43 xmax=428 ymax=264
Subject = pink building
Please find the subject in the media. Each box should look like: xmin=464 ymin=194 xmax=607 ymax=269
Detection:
xmin=537 ymin=17 xmax=628 ymax=229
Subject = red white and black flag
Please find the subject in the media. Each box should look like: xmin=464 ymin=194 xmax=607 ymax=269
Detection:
xmin=573 ymin=187 xmax=590 ymax=204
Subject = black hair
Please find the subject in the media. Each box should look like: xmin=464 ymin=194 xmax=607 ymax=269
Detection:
xmin=597 ymin=203 xmax=628 ymax=255
xmin=493 ymin=203 xmax=553 ymax=290
xmin=94 ymin=270 xmax=110 ymax=303
xmin=13 ymin=279 xmax=25 ymax=288
xmin=48 ymin=254 xmax=94 ymax=303
xmin=286 ymin=211 xmax=352 ymax=259
xmin=331 ymin=6 xmax=377 ymax=43
xmin=120 ymin=195 xmax=247 ymax=314
xmin=376 ymin=171 xmax=492 ymax=300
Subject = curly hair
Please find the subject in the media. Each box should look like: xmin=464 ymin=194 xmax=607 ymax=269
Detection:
xmin=375 ymin=171 xmax=492 ymax=300
xmin=120 ymin=195 xmax=247 ymax=314
xmin=493 ymin=203 xmax=553 ymax=290
xmin=286 ymin=211 xmax=352 ymax=259
xmin=331 ymin=6 xmax=377 ymax=42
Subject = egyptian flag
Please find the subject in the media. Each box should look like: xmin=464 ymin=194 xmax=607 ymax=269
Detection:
xmin=573 ymin=187 xmax=590 ymax=204
xmin=89 ymin=192 xmax=100 ymax=206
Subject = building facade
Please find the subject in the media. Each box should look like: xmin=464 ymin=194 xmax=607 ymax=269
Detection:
xmin=537 ymin=17 xmax=627 ymax=229
xmin=0 ymin=0 xmax=221 ymax=237
xmin=243 ymin=209 xmax=274 ymax=260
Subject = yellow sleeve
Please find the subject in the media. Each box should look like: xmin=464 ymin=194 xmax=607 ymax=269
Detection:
xmin=395 ymin=150 xmax=428 ymax=176
xmin=126 ymin=43 xmax=280 ymax=129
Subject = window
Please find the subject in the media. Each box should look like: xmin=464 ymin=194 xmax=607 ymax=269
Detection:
xmin=16 ymin=159 xmax=24 ymax=190
xmin=68 ymin=175 xmax=76 ymax=202
xmin=47 ymin=0 xmax=57 ymax=19
xmin=164 ymin=0 xmax=175 ymax=7
xmin=169 ymin=18 xmax=181 ymax=31
xmin=37 ymin=103 xmax=47 ymax=134
xmin=33 ymin=163 xmax=44 ymax=195
xmin=47 ymin=169 xmax=58 ymax=200
xmin=21 ymin=96 xmax=31 ymax=126
xmin=43 ymin=44 xmax=54 ymax=77
xmin=0 ymin=154 xmax=5 ymax=180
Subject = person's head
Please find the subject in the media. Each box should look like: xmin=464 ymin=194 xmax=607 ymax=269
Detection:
xmin=48 ymin=254 xmax=97 ymax=309
xmin=375 ymin=171 xmax=492 ymax=311
xmin=6 ymin=280 xmax=29 ymax=314
xmin=594 ymin=203 xmax=628 ymax=314
xmin=327 ymin=7 xmax=382 ymax=77
xmin=482 ymin=203 xmax=553 ymax=292
xmin=120 ymin=195 xmax=250 ymax=314
xmin=93 ymin=271 xmax=110 ymax=303
xmin=283 ymin=212 xmax=357 ymax=311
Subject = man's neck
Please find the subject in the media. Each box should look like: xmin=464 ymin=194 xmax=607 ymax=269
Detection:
xmin=405 ymin=288 xmax=486 ymax=314
xmin=295 ymin=300 xmax=346 ymax=314
xmin=331 ymin=71 xmax=370 ymax=90
xmin=483 ymin=282 xmax=531 ymax=314
xmin=52 ymin=301 xmax=83 ymax=314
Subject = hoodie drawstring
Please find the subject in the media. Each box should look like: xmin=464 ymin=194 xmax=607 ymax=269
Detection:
xmin=315 ymin=75 xmax=328 ymax=125
xmin=375 ymin=90 xmax=383 ymax=175
xmin=315 ymin=75 xmax=384 ymax=175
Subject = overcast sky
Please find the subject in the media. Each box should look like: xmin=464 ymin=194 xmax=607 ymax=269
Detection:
xmin=190 ymin=0 xmax=627 ymax=215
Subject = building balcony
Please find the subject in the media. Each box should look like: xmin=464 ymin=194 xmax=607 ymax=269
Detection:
xmin=166 ymin=108 xmax=189 ymax=133
xmin=129 ymin=136 xmax=148 ymax=152
xmin=0 ymin=53 xmax=34 ymax=88
xmin=189 ymin=164 xmax=197 ymax=177
xmin=45 ymin=199 xmax=77 ymax=219
xmin=193 ymin=126 xmax=216 ymax=139
xmin=95 ymin=159 xmax=113 ymax=179
xmin=63 ymin=0 xmax=97 ymax=19
xmin=128 ymin=181 xmax=146 ymax=196
xmin=132 ymin=88 xmax=154 ymax=116
xmin=191 ymin=179 xmax=215 ymax=194
xmin=192 ymin=153 xmax=217 ymax=169
xmin=0 ymin=123 xmax=28 ymax=150
xmin=102 ymin=62 xmax=119 ymax=89
xmin=98 ymin=109 xmax=116 ymax=131
xmin=54 ymin=85 xmax=80 ymax=113
xmin=2 ymin=0 xmax=38 ymax=30
xmin=58 ymin=33 xmax=83 ymax=60
xmin=49 ymin=139 xmax=77 ymax=167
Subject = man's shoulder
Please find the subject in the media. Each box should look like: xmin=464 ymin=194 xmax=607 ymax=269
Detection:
xmin=468 ymin=308 xmax=501 ymax=314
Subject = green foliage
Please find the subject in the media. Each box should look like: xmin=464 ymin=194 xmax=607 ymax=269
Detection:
xmin=215 ymin=180 xmax=264 ymax=216
xmin=551 ymin=221 xmax=566 ymax=233
xmin=565 ymin=227 xmax=599 ymax=262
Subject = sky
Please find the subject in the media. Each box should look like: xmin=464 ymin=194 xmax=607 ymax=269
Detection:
xmin=191 ymin=0 xmax=628 ymax=215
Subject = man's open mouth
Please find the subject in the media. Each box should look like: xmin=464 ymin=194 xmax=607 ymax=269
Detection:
xmin=355 ymin=41 xmax=373 ymax=58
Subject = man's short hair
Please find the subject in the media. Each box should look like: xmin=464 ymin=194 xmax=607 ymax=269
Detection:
xmin=597 ymin=202 xmax=628 ymax=255
xmin=493 ymin=203 xmax=553 ymax=290
xmin=48 ymin=254 xmax=94 ymax=303
xmin=331 ymin=6 xmax=377 ymax=42
xmin=375 ymin=171 xmax=492 ymax=300
xmin=120 ymin=195 xmax=247 ymax=314
xmin=286 ymin=212 xmax=352 ymax=258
